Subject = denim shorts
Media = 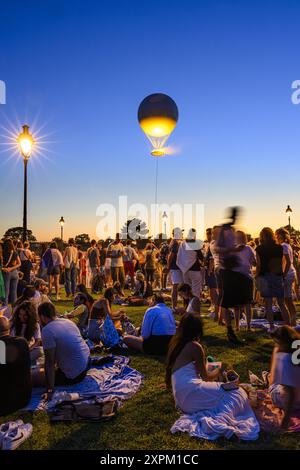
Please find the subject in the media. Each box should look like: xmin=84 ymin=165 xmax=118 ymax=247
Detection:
xmin=256 ymin=273 xmax=284 ymax=298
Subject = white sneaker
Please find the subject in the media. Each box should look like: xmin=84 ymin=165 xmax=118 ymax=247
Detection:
xmin=2 ymin=423 xmax=33 ymax=450
xmin=0 ymin=420 xmax=23 ymax=448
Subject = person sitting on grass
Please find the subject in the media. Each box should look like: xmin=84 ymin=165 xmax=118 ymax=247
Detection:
xmin=269 ymin=326 xmax=300 ymax=431
xmin=13 ymin=285 xmax=36 ymax=311
xmin=123 ymin=293 xmax=176 ymax=356
xmin=65 ymin=292 xmax=94 ymax=337
xmin=33 ymin=278 xmax=52 ymax=307
xmin=31 ymin=302 xmax=90 ymax=401
xmin=74 ymin=283 xmax=95 ymax=305
xmin=174 ymin=283 xmax=201 ymax=316
xmin=165 ymin=313 xmax=260 ymax=442
xmin=11 ymin=300 xmax=43 ymax=362
xmin=125 ymin=271 xmax=153 ymax=307
xmin=0 ymin=316 xmax=32 ymax=416
xmin=87 ymin=287 xmax=125 ymax=342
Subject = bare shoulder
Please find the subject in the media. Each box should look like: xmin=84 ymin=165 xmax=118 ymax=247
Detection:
xmin=186 ymin=341 xmax=204 ymax=354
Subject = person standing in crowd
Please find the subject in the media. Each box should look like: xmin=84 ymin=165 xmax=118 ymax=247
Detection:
xmin=0 ymin=316 xmax=32 ymax=416
xmin=0 ymin=241 xmax=5 ymax=304
xmin=168 ymin=228 xmax=183 ymax=309
xmin=144 ymin=242 xmax=158 ymax=286
xmin=256 ymin=227 xmax=291 ymax=331
xmin=11 ymin=300 xmax=43 ymax=362
xmin=204 ymin=228 xmax=218 ymax=316
xmin=123 ymin=240 xmax=138 ymax=288
xmin=17 ymin=241 xmax=33 ymax=284
xmin=158 ymin=240 xmax=170 ymax=291
xmin=214 ymin=208 xmax=246 ymax=344
xmin=107 ymin=234 xmax=125 ymax=288
xmin=32 ymin=302 xmax=90 ymax=399
xmin=210 ymin=225 xmax=222 ymax=323
xmin=275 ymin=228 xmax=297 ymax=327
xmin=176 ymin=229 xmax=204 ymax=300
xmin=63 ymin=238 xmax=78 ymax=298
xmin=232 ymin=230 xmax=256 ymax=331
xmin=2 ymin=238 xmax=21 ymax=306
xmin=87 ymin=240 xmax=100 ymax=293
xmin=43 ymin=242 xmax=64 ymax=301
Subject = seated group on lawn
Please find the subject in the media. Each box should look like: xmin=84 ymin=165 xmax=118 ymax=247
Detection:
xmin=1 ymin=215 xmax=300 ymax=435
xmin=1 ymin=287 xmax=300 ymax=433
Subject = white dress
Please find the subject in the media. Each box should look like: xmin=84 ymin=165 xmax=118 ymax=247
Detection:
xmin=171 ymin=362 xmax=260 ymax=441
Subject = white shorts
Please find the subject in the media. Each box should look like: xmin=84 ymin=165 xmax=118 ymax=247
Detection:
xmin=170 ymin=269 xmax=183 ymax=285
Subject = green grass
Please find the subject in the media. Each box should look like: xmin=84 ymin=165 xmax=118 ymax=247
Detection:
xmin=2 ymin=293 xmax=300 ymax=450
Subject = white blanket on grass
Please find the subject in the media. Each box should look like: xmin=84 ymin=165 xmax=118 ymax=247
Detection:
xmin=171 ymin=387 xmax=260 ymax=441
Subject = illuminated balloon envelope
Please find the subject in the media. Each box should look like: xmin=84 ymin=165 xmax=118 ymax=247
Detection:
xmin=138 ymin=93 xmax=178 ymax=156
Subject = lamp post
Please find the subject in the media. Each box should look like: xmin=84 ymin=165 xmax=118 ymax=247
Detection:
xmin=286 ymin=205 xmax=292 ymax=231
xmin=162 ymin=211 xmax=168 ymax=238
xmin=17 ymin=125 xmax=34 ymax=242
xmin=59 ymin=216 xmax=65 ymax=240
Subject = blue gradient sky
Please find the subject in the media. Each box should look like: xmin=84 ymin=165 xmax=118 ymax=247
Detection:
xmin=0 ymin=0 xmax=300 ymax=240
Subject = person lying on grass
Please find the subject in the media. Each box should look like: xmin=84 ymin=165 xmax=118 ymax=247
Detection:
xmin=269 ymin=326 xmax=300 ymax=431
xmin=31 ymin=302 xmax=90 ymax=401
xmin=123 ymin=293 xmax=176 ymax=356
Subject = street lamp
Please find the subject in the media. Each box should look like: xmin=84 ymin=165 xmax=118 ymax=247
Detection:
xmin=59 ymin=216 xmax=65 ymax=240
xmin=286 ymin=205 xmax=292 ymax=230
xmin=17 ymin=125 xmax=34 ymax=242
xmin=162 ymin=211 xmax=168 ymax=238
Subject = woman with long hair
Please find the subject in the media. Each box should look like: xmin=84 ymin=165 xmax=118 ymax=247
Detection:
xmin=17 ymin=240 xmax=33 ymax=284
xmin=166 ymin=313 xmax=260 ymax=440
xmin=269 ymin=326 xmax=300 ymax=430
xmin=11 ymin=300 xmax=43 ymax=362
xmin=256 ymin=227 xmax=290 ymax=331
xmin=166 ymin=313 xmax=218 ymax=392
xmin=2 ymin=238 xmax=21 ymax=305
xmin=275 ymin=228 xmax=297 ymax=326
xmin=42 ymin=241 xmax=63 ymax=300
xmin=14 ymin=285 xmax=36 ymax=310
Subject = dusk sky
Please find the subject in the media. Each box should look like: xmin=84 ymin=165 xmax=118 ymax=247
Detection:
xmin=1 ymin=0 xmax=300 ymax=241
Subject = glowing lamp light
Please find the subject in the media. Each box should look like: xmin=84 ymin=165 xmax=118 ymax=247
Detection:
xmin=17 ymin=125 xmax=34 ymax=159
xmin=286 ymin=205 xmax=292 ymax=213
xmin=59 ymin=216 xmax=65 ymax=226
xmin=138 ymin=93 xmax=178 ymax=155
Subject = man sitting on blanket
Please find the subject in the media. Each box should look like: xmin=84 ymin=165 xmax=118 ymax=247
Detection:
xmin=32 ymin=302 xmax=90 ymax=401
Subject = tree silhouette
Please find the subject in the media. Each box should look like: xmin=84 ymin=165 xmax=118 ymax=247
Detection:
xmin=120 ymin=218 xmax=149 ymax=240
xmin=75 ymin=233 xmax=90 ymax=246
xmin=3 ymin=227 xmax=36 ymax=241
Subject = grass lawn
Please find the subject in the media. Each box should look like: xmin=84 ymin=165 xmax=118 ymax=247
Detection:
xmin=3 ymin=293 xmax=300 ymax=451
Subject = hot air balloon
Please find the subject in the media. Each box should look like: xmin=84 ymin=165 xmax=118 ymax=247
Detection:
xmin=138 ymin=93 xmax=178 ymax=156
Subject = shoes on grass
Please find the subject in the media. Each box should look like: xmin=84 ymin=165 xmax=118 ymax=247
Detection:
xmin=1 ymin=421 xmax=32 ymax=450
xmin=0 ymin=420 xmax=23 ymax=447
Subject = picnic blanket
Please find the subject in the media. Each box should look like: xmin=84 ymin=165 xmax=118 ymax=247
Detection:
xmin=25 ymin=355 xmax=143 ymax=411
xmin=171 ymin=387 xmax=260 ymax=441
xmin=239 ymin=318 xmax=300 ymax=331
xmin=254 ymin=390 xmax=300 ymax=433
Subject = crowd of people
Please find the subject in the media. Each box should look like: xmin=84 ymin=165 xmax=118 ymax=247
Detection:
xmin=1 ymin=214 xmax=300 ymax=435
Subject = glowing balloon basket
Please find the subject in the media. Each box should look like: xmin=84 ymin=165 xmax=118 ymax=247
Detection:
xmin=138 ymin=93 xmax=179 ymax=234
